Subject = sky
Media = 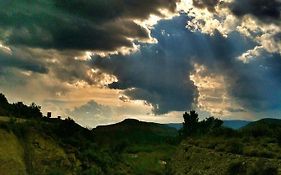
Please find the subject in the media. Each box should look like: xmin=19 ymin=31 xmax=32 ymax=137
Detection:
xmin=0 ymin=0 xmax=281 ymax=127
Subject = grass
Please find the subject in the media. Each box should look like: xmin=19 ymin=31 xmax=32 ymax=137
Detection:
xmin=0 ymin=116 xmax=26 ymax=123
xmin=0 ymin=129 xmax=27 ymax=175
xmin=166 ymin=133 xmax=281 ymax=175
xmin=0 ymin=117 xmax=180 ymax=175
xmin=2 ymin=113 xmax=281 ymax=175
xmin=168 ymin=140 xmax=281 ymax=175
xmin=0 ymin=121 xmax=80 ymax=175
xmin=124 ymin=144 xmax=176 ymax=175
xmin=227 ymin=160 xmax=279 ymax=175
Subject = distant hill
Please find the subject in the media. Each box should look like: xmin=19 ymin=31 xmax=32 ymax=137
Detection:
xmin=243 ymin=118 xmax=281 ymax=127
xmin=241 ymin=118 xmax=281 ymax=131
xmin=166 ymin=123 xmax=182 ymax=130
xmin=2 ymin=91 xmax=281 ymax=175
xmin=166 ymin=120 xmax=251 ymax=130
xmin=93 ymin=119 xmax=178 ymax=145
xmin=241 ymin=118 xmax=281 ymax=137
xmin=223 ymin=120 xmax=250 ymax=129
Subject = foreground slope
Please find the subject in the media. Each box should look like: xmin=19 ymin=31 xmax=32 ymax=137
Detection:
xmin=0 ymin=117 xmax=179 ymax=175
xmin=0 ymin=129 xmax=27 ymax=175
xmin=168 ymin=118 xmax=281 ymax=175
xmin=168 ymin=140 xmax=281 ymax=175
xmin=0 ymin=118 xmax=80 ymax=175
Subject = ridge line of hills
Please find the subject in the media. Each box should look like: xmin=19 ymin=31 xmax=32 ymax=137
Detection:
xmin=1 ymin=93 xmax=281 ymax=174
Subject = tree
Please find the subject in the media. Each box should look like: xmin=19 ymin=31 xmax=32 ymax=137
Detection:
xmin=0 ymin=93 xmax=8 ymax=105
xmin=179 ymin=111 xmax=223 ymax=137
xmin=181 ymin=110 xmax=199 ymax=137
xmin=203 ymin=117 xmax=223 ymax=129
xmin=0 ymin=92 xmax=43 ymax=118
xmin=0 ymin=93 xmax=9 ymax=116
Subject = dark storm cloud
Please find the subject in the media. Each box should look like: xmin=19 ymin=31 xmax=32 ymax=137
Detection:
xmin=0 ymin=47 xmax=110 ymax=87
xmin=189 ymin=0 xmax=281 ymax=24
xmin=230 ymin=0 xmax=281 ymax=23
xmin=0 ymin=49 xmax=48 ymax=74
xmin=91 ymin=15 xmax=199 ymax=114
xmin=91 ymin=14 xmax=251 ymax=114
xmin=227 ymin=54 xmax=281 ymax=111
xmin=54 ymin=0 xmax=178 ymax=20
xmin=0 ymin=0 xmax=178 ymax=51
xmin=191 ymin=0 xmax=280 ymax=24
xmin=91 ymin=42 xmax=198 ymax=114
xmin=192 ymin=0 xmax=220 ymax=11
xmin=92 ymin=14 xmax=281 ymax=114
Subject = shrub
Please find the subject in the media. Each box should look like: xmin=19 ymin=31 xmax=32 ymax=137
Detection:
xmin=276 ymin=131 xmax=281 ymax=146
xmin=226 ymin=140 xmax=244 ymax=154
xmin=227 ymin=161 xmax=247 ymax=175
xmin=248 ymin=160 xmax=278 ymax=175
xmin=82 ymin=166 xmax=103 ymax=175
xmin=210 ymin=127 xmax=238 ymax=137
xmin=47 ymin=169 xmax=65 ymax=175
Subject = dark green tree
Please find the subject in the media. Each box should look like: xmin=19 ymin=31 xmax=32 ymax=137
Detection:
xmin=0 ymin=93 xmax=9 ymax=116
xmin=0 ymin=93 xmax=8 ymax=105
xmin=181 ymin=110 xmax=199 ymax=137
xmin=202 ymin=117 xmax=223 ymax=129
xmin=179 ymin=111 xmax=223 ymax=137
xmin=0 ymin=93 xmax=43 ymax=118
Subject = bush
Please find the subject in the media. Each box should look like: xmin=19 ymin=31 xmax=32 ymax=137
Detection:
xmin=276 ymin=131 xmax=281 ymax=146
xmin=82 ymin=166 xmax=103 ymax=175
xmin=180 ymin=111 xmax=223 ymax=138
xmin=248 ymin=160 xmax=278 ymax=175
xmin=111 ymin=140 xmax=129 ymax=153
xmin=226 ymin=140 xmax=244 ymax=154
xmin=227 ymin=161 xmax=247 ymax=175
xmin=47 ymin=169 xmax=65 ymax=175
xmin=227 ymin=160 xmax=279 ymax=175
xmin=210 ymin=127 xmax=239 ymax=138
xmin=0 ymin=93 xmax=43 ymax=119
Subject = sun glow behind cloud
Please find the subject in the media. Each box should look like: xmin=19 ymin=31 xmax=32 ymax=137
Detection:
xmin=0 ymin=42 xmax=11 ymax=54
xmin=190 ymin=63 xmax=244 ymax=116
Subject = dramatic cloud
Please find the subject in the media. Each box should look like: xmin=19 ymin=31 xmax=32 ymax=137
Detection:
xmin=192 ymin=0 xmax=219 ymax=11
xmin=227 ymin=54 xmax=281 ymax=112
xmin=0 ymin=48 xmax=48 ymax=74
xmin=91 ymin=15 xmax=201 ymax=114
xmin=185 ymin=0 xmax=281 ymax=61
xmin=1 ymin=1 xmax=281 ymax=126
xmin=68 ymin=100 xmax=114 ymax=127
xmin=230 ymin=0 xmax=281 ymax=23
xmin=92 ymin=14 xmax=281 ymax=116
xmin=0 ymin=0 xmax=179 ymax=52
xmin=67 ymin=99 xmax=184 ymax=127
xmin=189 ymin=0 xmax=281 ymax=24
xmin=91 ymin=14 xmax=248 ymax=115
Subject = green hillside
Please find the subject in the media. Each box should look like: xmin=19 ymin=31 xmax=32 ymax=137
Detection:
xmin=0 ymin=106 xmax=180 ymax=175
xmin=0 ymin=117 xmax=179 ymax=175
xmin=2 ymin=93 xmax=281 ymax=175
xmin=168 ymin=117 xmax=281 ymax=175
xmin=240 ymin=118 xmax=281 ymax=138
xmin=168 ymin=140 xmax=281 ymax=175
xmin=0 ymin=119 xmax=81 ymax=175
xmin=93 ymin=119 xmax=178 ymax=145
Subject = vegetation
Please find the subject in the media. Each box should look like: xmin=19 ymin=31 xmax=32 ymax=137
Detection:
xmin=1 ymin=93 xmax=281 ymax=174
xmin=0 ymin=93 xmax=179 ymax=174
xmin=179 ymin=110 xmax=223 ymax=137
xmin=0 ymin=93 xmax=42 ymax=119
xmin=168 ymin=111 xmax=281 ymax=175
